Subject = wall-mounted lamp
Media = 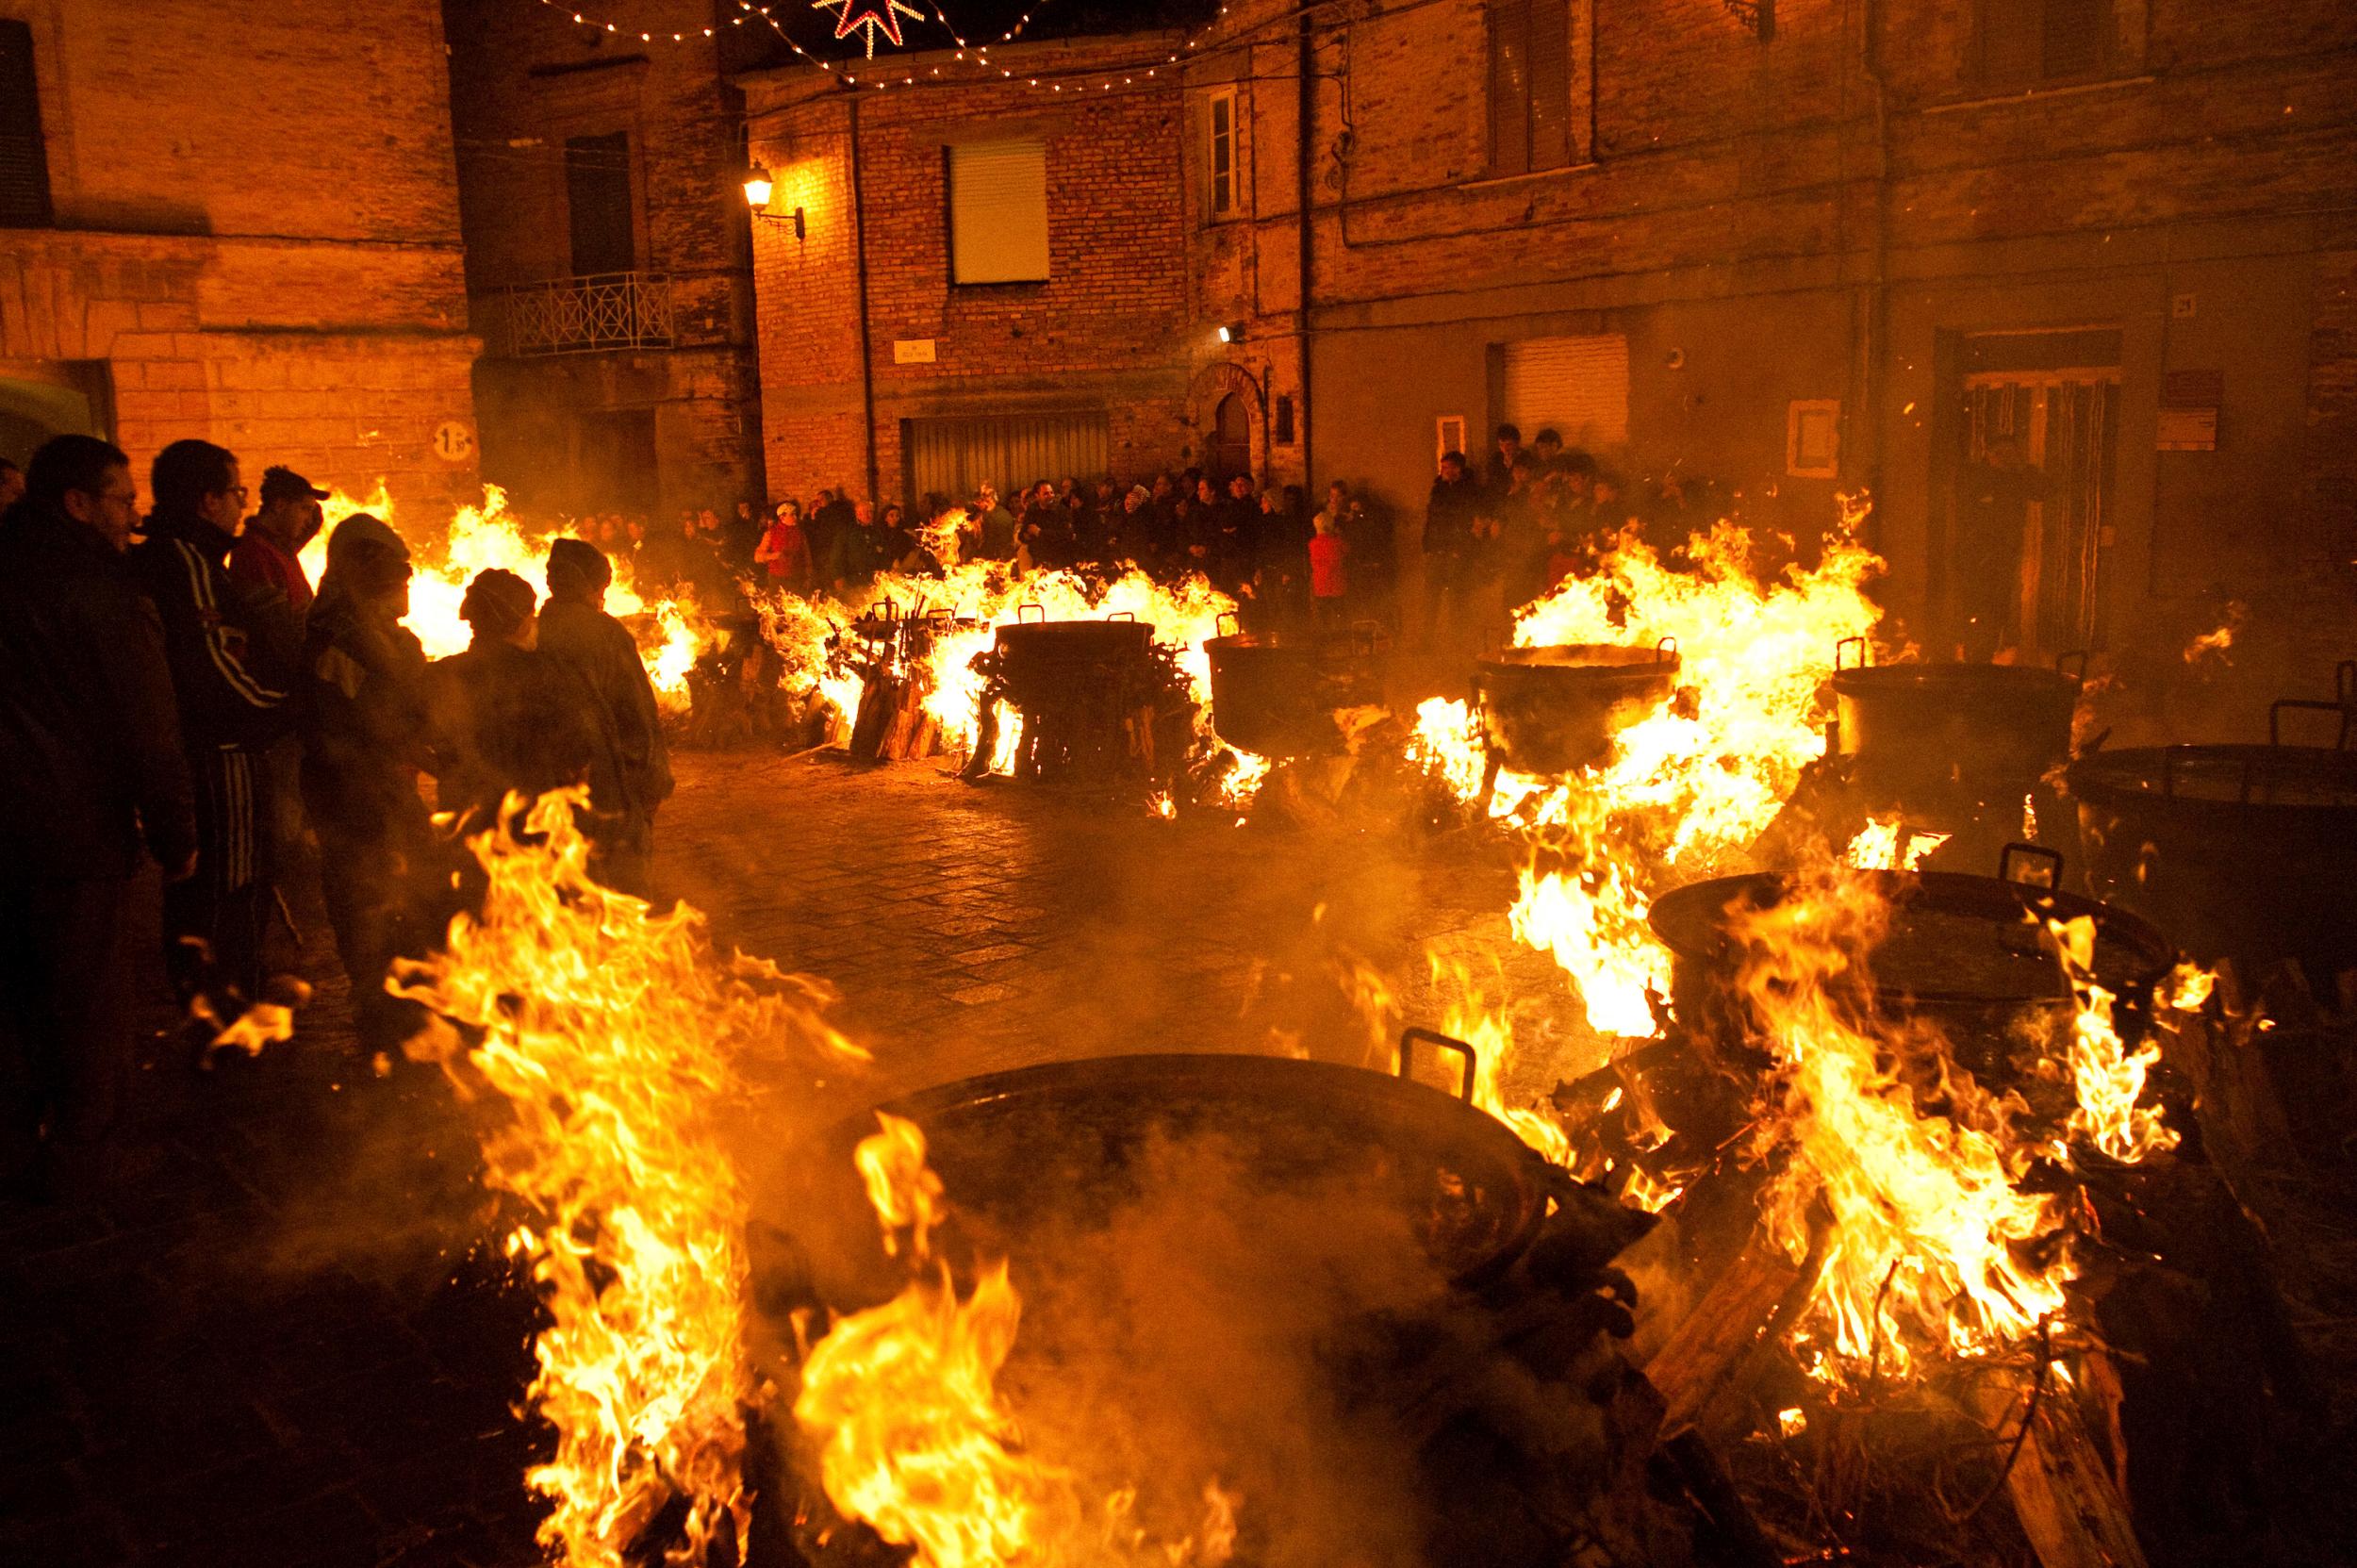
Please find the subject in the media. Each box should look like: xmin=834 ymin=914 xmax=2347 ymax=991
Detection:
xmin=1217 ymin=322 xmax=1248 ymax=344
xmin=743 ymin=165 xmax=806 ymax=239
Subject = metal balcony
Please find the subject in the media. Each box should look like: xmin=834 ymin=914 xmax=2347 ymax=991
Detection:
xmin=482 ymin=271 xmax=675 ymax=356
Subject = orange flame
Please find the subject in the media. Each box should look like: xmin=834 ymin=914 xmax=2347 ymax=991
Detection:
xmin=393 ymin=790 xmax=865 ymax=1566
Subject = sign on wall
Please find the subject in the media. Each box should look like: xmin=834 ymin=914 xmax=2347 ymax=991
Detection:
xmin=1786 ymin=400 xmax=1839 ymax=478
xmin=432 ymin=420 xmax=476 ymax=465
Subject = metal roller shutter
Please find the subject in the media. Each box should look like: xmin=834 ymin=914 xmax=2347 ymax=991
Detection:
xmin=948 ymin=140 xmax=1050 ymax=285
xmin=903 ymin=412 xmax=1111 ymax=508
xmin=1502 ymin=335 xmax=1628 ymax=450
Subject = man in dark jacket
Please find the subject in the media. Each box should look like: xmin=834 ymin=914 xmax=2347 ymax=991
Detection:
xmin=1423 ymin=450 xmax=1486 ymax=648
xmin=131 ymin=439 xmax=298 ymax=1009
xmin=428 ymin=569 xmax=610 ymax=852
xmin=300 ymin=513 xmax=439 ymax=1056
xmin=540 ymin=538 xmax=672 ymax=897
xmin=0 ymin=436 xmax=199 ymax=1196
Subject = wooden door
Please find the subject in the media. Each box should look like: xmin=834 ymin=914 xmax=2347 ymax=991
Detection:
xmin=1960 ymin=370 xmax=2119 ymax=654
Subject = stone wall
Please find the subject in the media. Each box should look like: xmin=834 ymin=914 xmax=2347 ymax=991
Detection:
xmin=0 ymin=0 xmax=480 ymax=508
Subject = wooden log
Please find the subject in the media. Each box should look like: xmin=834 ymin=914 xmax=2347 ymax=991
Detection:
xmin=1642 ymin=1223 xmax=1822 ymax=1433
xmin=1969 ymin=1372 xmax=2150 ymax=1568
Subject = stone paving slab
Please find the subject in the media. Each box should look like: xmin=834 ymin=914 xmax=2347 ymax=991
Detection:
xmin=2 ymin=746 xmax=1550 ymax=1566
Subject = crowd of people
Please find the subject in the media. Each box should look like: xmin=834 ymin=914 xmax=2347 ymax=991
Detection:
xmin=0 ymin=435 xmax=672 ymax=1201
xmin=585 ymin=424 xmax=1704 ymax=655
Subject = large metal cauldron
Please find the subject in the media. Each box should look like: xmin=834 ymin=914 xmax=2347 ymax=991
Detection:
xmin=990 ymin=607 xmax=1155 ymax=679
xmin=803 ymin=1039 xmax=1565 ymax=1296
xmin=1648 ymin=848 xmax=2175 ymax=1096
xmin=1206 ymin=616 xmax=1388 ymax=757
xmin=1830 ymin=639 xmax=2081 ymax=786
xmin=1473 ymin=641 xmax=1680 ymax=778
xmin=2068 ymin=702 xmax=2357 ymax=977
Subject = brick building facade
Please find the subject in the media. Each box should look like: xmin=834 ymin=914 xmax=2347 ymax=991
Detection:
xmin=0 ymin=1 xmax=480 ymax=508
xmin=443 ymin=0 xmax=765 ymax=521
xmin=740 ymin=0 xmax=2357 ymax=701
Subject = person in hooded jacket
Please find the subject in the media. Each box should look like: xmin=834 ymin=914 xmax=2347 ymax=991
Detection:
xmin=539 ymin=538 xmax=672 ymax=898
xmin=298 ymin=513 xmax=439 ymax=1056
xmin=129 ymin=438 xmax=300 ymax=1010
xmin=427 ymin=569 xmax=615 ymax=870
xmin=0 ymin=436 xmax=198 ymax=1196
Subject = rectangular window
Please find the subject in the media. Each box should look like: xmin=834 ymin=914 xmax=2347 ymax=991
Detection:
xmin=1979 ymin=0 xmax=2109 ymax=86
xmin=0 ymin=20 xmax=53 ymax=227
xmin=565 ymin=131 xmax=636 ymax=276
xmin=948 ymin=139 xmax=1050 ymax=285
xmin=1207 ymin=89 xmax=1236 ymax=219
xmin=1489 ymin=0 xmax=1572 ymax=178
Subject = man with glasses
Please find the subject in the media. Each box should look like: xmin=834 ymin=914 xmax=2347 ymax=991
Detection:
xmin=0 ymin=436 xmax=197 ymax=1197
xmin=132 ymin=439 xmax=300 ymax=1016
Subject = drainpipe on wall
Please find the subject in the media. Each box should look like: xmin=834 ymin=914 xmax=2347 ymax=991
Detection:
xmin=849 ymin=92 xmax=881 ymax=503
xmin=1296 ymin=11 xmax=1315 ymax=491
xmin=1857 ymin=0 xmax=1891 ymax=528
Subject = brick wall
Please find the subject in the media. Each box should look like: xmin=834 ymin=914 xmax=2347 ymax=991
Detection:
xmin=0 ymin=0 xmax=479 ymax=508
xmin=745 ymin=37 xmax=1203 ymax=506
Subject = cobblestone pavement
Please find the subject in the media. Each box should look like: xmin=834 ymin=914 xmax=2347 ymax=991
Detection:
xmin=1 ymin=748 xmax=1568 ymax=1568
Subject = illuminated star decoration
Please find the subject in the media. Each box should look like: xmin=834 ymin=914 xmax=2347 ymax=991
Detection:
xmin=811 ymin=0 xmax=924 ymax=57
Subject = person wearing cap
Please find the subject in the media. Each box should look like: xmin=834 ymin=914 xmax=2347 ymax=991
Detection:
xmin=539 ymin=537 xmax=671 ymax=898
xmin=229 ymin=466 xmax=327 ymax=626
xmin=426 ymin=569 xmax=609 ymax=860
xmin=299 ymin=513 xmax=438 ymax=1056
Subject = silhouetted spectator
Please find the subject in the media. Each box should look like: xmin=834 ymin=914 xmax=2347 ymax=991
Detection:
xmin=0 ymin=436 xmax=196 ymax=1197
xmin=542 ymin=538 xmax=673 ymax=898
xmin=1423 ymin=450 xmax=1485 ymax=645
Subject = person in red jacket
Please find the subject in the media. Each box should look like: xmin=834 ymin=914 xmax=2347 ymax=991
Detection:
xmin=754 ymin=499 xmax=816 ymax=594
xmin=1309 ymin=508 xmax=1349 ymax=631
xmin=228 ymin=466 xmax=326 ymax=626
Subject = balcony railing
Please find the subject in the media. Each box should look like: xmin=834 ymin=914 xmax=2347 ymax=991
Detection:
xmin=481 ymin=271 xmax=675 ymax=356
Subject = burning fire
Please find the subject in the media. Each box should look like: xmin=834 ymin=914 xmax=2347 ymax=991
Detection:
xmin=1844 ymin=817 xmax=1951 ymax=871
xmin=392 ymin=790 xmax=865 ymax=1566
xmin=1734 ymin=868 xmax=2073 ymax=1381
xmin=2182 ymin=601 xmax=2245 ymax=664
xmin=309 ymin=485 xmax=705 ymax=713
xmin=1721 ymin=868 xmax=2181 ymax=1387
xmin=795 ymin=1114 xmax=1242 ymax=1567
xmin=1414 ymin=520 xmax=1885 ymax=1039
xmin=744 ymin=525 xmax=1235 ymax=771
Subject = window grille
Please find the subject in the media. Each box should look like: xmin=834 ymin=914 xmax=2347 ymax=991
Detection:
xmin=0 ymin=20 xmax=53 ymax=227
xmin=1489 ymin=0 xmax=1573 ymax=177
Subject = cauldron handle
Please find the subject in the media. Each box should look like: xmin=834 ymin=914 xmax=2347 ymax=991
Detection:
xmin=2055 ymin=649 xmax=2089 ymax=682
xmin=1998 ymin=842 xmax=2063 ymax=889
xmin=1215 ymin=611 xmax=1240 ymax=637
xmin=1654 ymin=635 xmax=1678 ymax=664
xmin=1834 ymin=635 xmax=1868 ymax=672
xmin=1014 ymin=602 xmax=1047 ymax=624
xmin=1399 ymin=1028 xmax=1477 ymax=1102
xmin=2271 ymin=699 xmax=2352 ymax=751
xmin=1106 ymin=611 xmax=1137 ymax=622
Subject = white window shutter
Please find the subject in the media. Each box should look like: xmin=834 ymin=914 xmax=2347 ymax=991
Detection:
xmin=1503 ymin=335 xmax=1629 ymax=449
xmin=949 ymin=140 xmax=1049 ymax=284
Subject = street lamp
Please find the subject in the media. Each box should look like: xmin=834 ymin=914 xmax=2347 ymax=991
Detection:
xmin=1218 ymin=322 xmax=1247 ymax=344
xmin=743 ymin=165 xmax=807 ymax=239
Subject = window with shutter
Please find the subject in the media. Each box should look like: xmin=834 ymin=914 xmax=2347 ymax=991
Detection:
xmin=1489 ymin=0 xmax=1573 ymax=177
xmin=565 ymin=132 xmax=636 ymax=276
xmin=1207 ymin=90 xmax=1236 ymax=220
xmin=0 ymin=20 xmax=53 ymax=228
xmin=1501 ymin=336 xmax=1629 ymax=451
xmin=949 ymin=140 xmax=1050 ymax=285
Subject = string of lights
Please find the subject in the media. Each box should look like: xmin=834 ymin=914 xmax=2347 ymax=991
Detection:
xmin=527 ymin=0 xmax=1289 ymax=101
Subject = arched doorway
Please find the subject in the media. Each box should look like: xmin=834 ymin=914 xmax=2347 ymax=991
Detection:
xmin=1207 ymin=390 xmax=1253 ymax=481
